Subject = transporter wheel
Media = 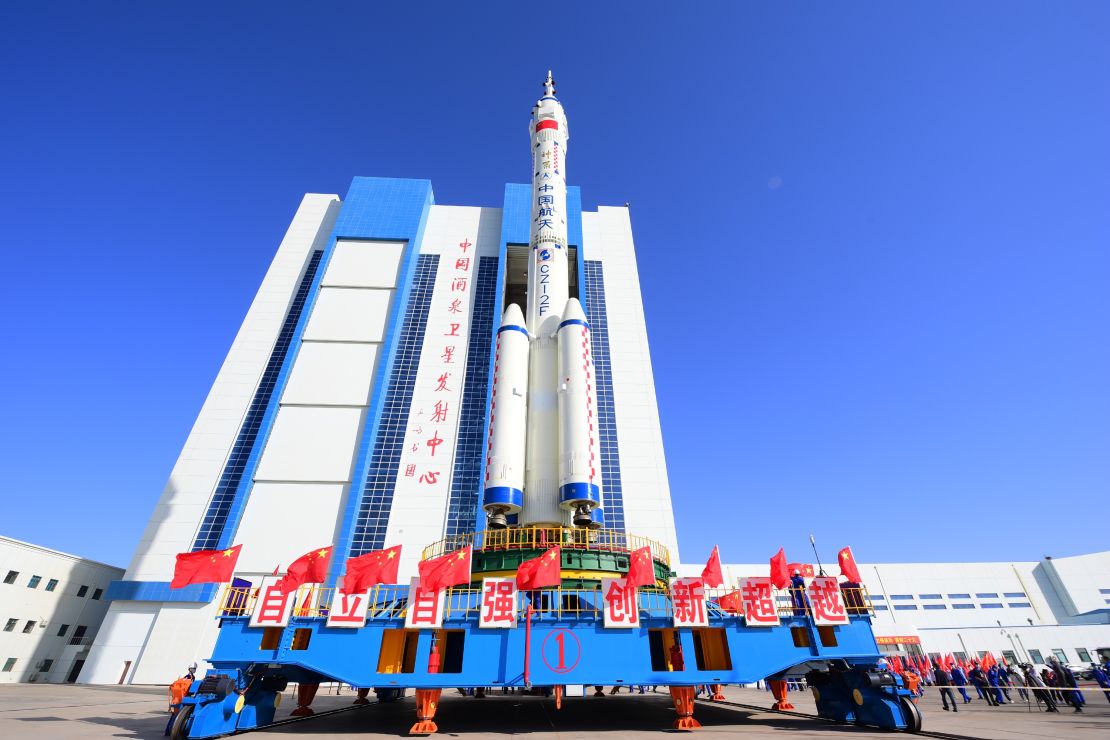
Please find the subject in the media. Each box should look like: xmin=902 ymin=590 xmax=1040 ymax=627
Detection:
xmin=170 ymin=704 xmax=194 ymax=740
xmin=898 ymin=696 xmax=922 ymax=733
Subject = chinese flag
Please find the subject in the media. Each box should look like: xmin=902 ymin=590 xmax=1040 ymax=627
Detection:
xmin=788 ymin=562 xmax=815 ymax=578
xmin=716 ymin=590 xmax=743 ymax=614
xmin=516 ymin=546 xmax=561 ymax=590
xmin=769 ymin=548 xmax=789 ymax=589
xmin=171 ymin=545 xmax=242 ymax=589
xmin=343 ymin=545 xmax=402 ymax=593
xmin=701 ymin=545 xmax=724 ymax=588
xmin=626 ymin=546 xmax=656 ymax=588
xmin=838 ymin=546 xmax=862 ymax=582
xmin=276 ymin=546 xmax=332 ymax=594
xmin=418 ymin=546 xmax=472 ymax=594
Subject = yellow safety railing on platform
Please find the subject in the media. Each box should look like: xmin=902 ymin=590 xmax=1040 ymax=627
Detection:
xmin=421 ymin=526 xmax=672 ymax=567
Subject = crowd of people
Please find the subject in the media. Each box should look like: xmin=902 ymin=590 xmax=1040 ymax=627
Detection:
xmin=887 ymin=652 xmax=1110 ymax=715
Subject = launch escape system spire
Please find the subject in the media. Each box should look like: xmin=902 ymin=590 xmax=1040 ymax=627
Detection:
xmin=153 ymin=75 xmax=924 ymax=738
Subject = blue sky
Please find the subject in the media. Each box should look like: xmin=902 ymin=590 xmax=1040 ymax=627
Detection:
xmin=1 ymin=2 xmax=1107 ymax=569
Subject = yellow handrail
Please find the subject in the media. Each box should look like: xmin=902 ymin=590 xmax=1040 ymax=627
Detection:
xmin=421 ymin=526 xmax=672 ymax=567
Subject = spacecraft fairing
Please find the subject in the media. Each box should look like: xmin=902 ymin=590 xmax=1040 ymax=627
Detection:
xmin=482 ymin=72 xmax=602 ymax=529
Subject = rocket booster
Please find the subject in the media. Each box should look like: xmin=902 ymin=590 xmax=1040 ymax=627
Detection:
xmin=481 ymin=304 xmax=529 ymax=527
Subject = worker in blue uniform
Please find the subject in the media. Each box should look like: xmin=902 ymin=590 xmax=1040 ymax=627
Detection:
xmin=986 ymin=664 xmax=1006 ymax=704
xmin=950 ymin=663 xmax=972 ymax=703
xmin=1092 ymin=662 xmax=1110 ymax=702
xmin=789 ymin=570 xmax=808 ymax=617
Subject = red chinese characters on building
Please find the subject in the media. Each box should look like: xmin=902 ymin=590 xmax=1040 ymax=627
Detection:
xmin=601 ymin=578 xmax=640 ymax=628
xmin=249 ymin=577 xmax=296 ymax=628
xmin=326 ymin=589 xmax=369 ymax=628
xmin=807 ymin=576 xmax=849 ymax=625
xmin=479 ymin=578 xmax=517 ymax=628
xmin=740 ymin=576 xmax=781 ymax=626
xmin=404 ymin=578 xmax=445 ymax=629
xmin=670 ymin=577 xmax=708 ymax=627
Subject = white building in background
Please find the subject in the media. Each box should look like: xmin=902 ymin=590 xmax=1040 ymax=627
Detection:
xmin=680 ymin=550 xmax=1110 ymax=667
xmin=0 ymin=536 xmax=123 ymax=684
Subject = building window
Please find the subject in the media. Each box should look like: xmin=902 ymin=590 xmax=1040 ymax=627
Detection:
xmin=890 ymin=595 xmax=914 ymax=600
xmin=1003 ymin=592 xmax=1026 ymax=598
xmin=1052 ymin=649 xmax=1068 ymax=663
xmin=3 ymin=619 xmax=16 ymax=632
xmin=1008 ymin=602 xmax=1032 ymax=608
xmin=919 ymin=594 xmax=942 ymax=599
xmin=92 ymin=588 xmax=103 ymax=601
xmin=954 ymin=651 xmax=967 ymax=661
xmin=1098 ymin=588 xmax=1110 ymax=595
xmin=1077 ymin=648 xmax=1091 ymax=662
xmin=1029 ymin=649 xmax=1044 ymax=664
xmin=2 ymin=658 xmax=16 ymax=672
xmin=40 ymin=659 xmax=53 ymax=672
xmin=69 ymin=625 xmax=89 ymax=645
xmin=947 ymin=593 xmax=970 ymax=599
xmin=76 ymin=585 xmax=88 ymax=597
xmin=1002 ymin=650 xmax=1018 ymax=665
xmin=870 ymin=595 xmax=885 ymax=600
xmin=975 ymin=592 xmax=999 ymax=599
xmin=873 ymin=605 xmax=889 ymax=611
xmin=22 ymin=620 xmax=36 ymax=634
xmin=953 ymin=603 xmax=975 ymax=609
xmin=893 ymin=605 xmax=918 ymax=611
xmin=3 ymin=571 xmax=17 ymax=584
xmin=923 ymin=604 xmax=947 ymax=610
xmin=45 ymin=579 xmax=58 ymax=592
xmin=980 ymin=603 xmax=1003 ymax=608
xmin=27 ymin=576 xmax=41 ymax=589
xmin=56 ymin=624 xmax=69 ymax=637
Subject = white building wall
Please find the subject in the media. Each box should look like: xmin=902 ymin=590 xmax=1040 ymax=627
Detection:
xmin=0 ymin=537 xmax=123 ymax=684
xmin=582 ymin=207 xmax=680 ymax=562
xmin=384 ymin=205 xmax=502 ymax=581
xmin=123 ymin=193 xmax=341 ymax=582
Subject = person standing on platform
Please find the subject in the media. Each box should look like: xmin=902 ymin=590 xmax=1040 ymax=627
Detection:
xmin=933 ymin=661 xmax=958 ymax=712
xmin=789 ymin=570 xmax=808 ymax=617
xmin=950 ymin=662 xmax=972 ymax=703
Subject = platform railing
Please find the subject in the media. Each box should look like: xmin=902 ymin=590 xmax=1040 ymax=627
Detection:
xmin=420 ymin=526 xmax=672 ymax=567
xmin=214 ymin=583 xmax=873 ymax=621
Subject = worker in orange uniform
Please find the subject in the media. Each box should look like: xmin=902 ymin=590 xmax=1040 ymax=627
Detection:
xmin=164 ymin=664 xmax=196 ymax=735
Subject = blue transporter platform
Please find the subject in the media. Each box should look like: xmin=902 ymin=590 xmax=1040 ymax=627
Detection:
xmin=170 ymin=532 xmax=919 ymax=736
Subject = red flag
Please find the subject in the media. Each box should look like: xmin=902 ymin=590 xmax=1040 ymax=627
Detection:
xmin=418 ymin=546 xmax=472 ymax=594
xmin=837 ymin=546 xmax=862 ymax=582
xmin=981 ymin=652 xmax=995 ymax=669
xmin=716 ymin=590 xmax=743 ymax=614
xmin=343 ymin=545 xmax=402 ymax=593
xmin=171 ymin=545 xmax=242 ymax=589
xmin=626 ymin=546 xmax=656 ymax=588
xmin=788 ymin=563 xmax=815 ymax=578
xmin=276 ymin=546 xmax=332 ymax=594
xmin=516 ymin=546 xmax=562 ymax=590
xmin=701 ymin=546 xmax=724 ymax=588
xmin=770 ymin=548 xmax=789 ymax=589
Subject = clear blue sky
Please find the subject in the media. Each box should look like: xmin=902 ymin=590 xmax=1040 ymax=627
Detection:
xmin=2 ymin=2 xmax=1107 ymax=569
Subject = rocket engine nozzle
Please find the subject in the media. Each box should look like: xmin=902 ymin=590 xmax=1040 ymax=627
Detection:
xmin=572 ymin=504 xmax=593 ymax=528
xmin=487 ymin=507 xmax=510 ymax=530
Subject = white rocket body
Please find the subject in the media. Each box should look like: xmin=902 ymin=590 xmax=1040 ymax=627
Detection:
xmin=482 ymin=72 xmax=603 ymax=529
xmin=481 ymin=304 xmax=529 ymax=521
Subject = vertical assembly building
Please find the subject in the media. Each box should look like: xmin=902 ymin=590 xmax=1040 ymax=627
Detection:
xmin=82 ymin=77 xmax=678 ymax=684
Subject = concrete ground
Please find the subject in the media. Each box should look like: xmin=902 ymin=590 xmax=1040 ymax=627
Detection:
xmin=0 ymin=683 xmax=1107 ymax=739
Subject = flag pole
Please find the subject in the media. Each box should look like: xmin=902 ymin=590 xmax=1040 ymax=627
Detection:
xmin=809 ymin=534 xmax=826 ymax=576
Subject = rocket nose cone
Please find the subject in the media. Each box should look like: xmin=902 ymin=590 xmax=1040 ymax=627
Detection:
xmin=502 ymin=303 xmax=525 ymax=327
xmin=560 ymin=297 xmax=587 ymax=323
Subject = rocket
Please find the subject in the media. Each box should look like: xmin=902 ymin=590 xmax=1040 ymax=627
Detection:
xmin=482 ymin=72 xmax=602 ymax=530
